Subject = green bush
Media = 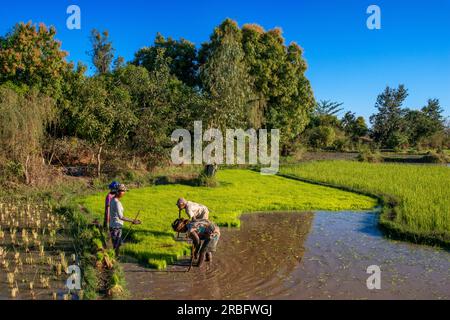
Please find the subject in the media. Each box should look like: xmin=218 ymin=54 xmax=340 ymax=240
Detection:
xmin=1 ymin=161 xmax=25 ymax=182
xmin=308 ymin=126 xmax=336 ymax=149
xmin=357 ymin=149 xmax=383 ymax=163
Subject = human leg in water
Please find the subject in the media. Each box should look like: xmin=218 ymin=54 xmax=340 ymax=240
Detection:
xmin=197 ymin=239 xmax=209 ymax=267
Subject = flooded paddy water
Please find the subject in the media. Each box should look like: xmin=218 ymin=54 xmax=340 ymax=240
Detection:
xmin=0 ymin=203 xmax=76 ymax=300
xmin=124 ymin=210 xmax=450 ymax=300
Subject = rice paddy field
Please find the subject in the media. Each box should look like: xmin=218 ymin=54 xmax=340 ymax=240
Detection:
xmin=281 ymin=161 xmax=450 ymax=246
xmin=0 ymin=202 xmax=78 ymax=300
xmin=78 ymin=170 xmax=377 ymax=269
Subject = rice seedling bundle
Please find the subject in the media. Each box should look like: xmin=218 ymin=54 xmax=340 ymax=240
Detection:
xmin=1 ymin=258 xmax=9 ymax=269
xmin=39 ymin=275 xmax=50 ymax=289
xmin=10 ymin=287 xmax=18 ymax=298
xmin=7 ymin=272 xmax=15 ymax=286
xmin=55 ymin=263 xmax=62 ymax=276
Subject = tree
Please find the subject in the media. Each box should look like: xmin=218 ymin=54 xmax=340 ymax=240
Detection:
xmin=133 ymin=33 xmax=198 ymax=87
xmin=120 ymin=51 xmax=199 ymax=167
xmin=404 ymin=99 xmax=445 ymax=146
xmin=341 ymin=111 xmax=368 ymax=140
xmin=88 ymin=29 xmax=114 ymax=75
xmin=370 ymin=85 xmax=409 ymax=148
xmin=241 ymin=23 xmax=315 ymax=154
xmin=315 ymin=100 xmax=344 ymax=116
xmin=0 ymin=22 xmax=72 ymax=99
xmin=68 ymin=76 xmax=136 ymax=176
xmin=199 ymin=19 xmax=253 ymax=131
xmin=0 ymin=84 xmax=56 ymax=184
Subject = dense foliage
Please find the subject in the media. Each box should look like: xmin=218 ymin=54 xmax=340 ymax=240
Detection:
xmin=0 ymin=19 xmax=317 ymax=183
xmin=0 ymin=20 xmax=448 ymax=184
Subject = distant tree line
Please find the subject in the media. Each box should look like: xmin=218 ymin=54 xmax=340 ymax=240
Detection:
xmin=0 ymin=20 xmax=448 ymax=185
xmin=0 ymin=20 xmax=315 ymax=184
xmin=302 ymin=87 xmax=448 ymax=152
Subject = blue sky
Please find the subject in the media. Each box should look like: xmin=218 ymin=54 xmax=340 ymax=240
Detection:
xmin=1 ymin=0 xmax=449 ymax=121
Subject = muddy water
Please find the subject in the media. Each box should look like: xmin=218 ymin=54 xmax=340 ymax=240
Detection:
xmin=123 ymin=211 xmax=450 ymax=300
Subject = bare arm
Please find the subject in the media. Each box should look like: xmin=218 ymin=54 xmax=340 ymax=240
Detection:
xmin=189 ymin=231 xmax=201 ymax=257
xmin=120 ymin=216 xmax=141 ymax=224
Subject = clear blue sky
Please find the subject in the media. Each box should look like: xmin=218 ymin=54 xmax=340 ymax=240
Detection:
xmin=1 ymin=0 xmax=449 ymax=121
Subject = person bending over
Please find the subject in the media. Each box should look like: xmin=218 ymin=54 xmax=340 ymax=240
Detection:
xmin=172 ymin=218 xmax=220 ymax=267
xmin=176 ymin=198 xmax=209 ymax=220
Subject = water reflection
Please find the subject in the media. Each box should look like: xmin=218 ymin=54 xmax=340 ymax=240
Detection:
xmin=123 ymin=211 xmax=450 ymax=300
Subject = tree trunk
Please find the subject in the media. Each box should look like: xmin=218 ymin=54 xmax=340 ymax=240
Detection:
xmin=204 ymin=164 xmax=217 ymax=177
xmin=96 ymin=145 xmax=103 ymax=178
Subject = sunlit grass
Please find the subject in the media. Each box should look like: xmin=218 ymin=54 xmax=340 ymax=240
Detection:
xmin=281 ymin=161 xmax=450 ymax=246
xmin=78 ymin=169 xmax=376 ymax=268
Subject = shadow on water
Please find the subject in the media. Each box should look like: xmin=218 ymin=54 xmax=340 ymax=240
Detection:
xmin=123 ymin=211 xmax=450 ymax=300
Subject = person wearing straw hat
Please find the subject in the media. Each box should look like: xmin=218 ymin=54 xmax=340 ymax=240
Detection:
xmin=176 ymin=198 xmax=209 ymax=221
xmin=110 ymin=184 xmax=141 ymax=255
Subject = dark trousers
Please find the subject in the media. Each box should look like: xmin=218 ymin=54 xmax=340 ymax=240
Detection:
xmin=110 ymin=227 xmax=123 ymax=250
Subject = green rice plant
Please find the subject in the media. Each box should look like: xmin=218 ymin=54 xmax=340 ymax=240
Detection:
xmin=281 ymin=161 xmax=450 ymax=246
xmin=78 ymin=169 xmax=376 ymax=268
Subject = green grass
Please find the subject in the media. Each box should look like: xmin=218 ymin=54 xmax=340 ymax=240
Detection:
xmin=281 ymin=161 xmax=450 ymax=246
xmin=78 ymin=169 xmax=376 ymax=268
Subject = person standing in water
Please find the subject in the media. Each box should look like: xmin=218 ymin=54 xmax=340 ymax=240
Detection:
xmin=110 ymin=184 xmax=141 ymax=256
xmin=171 ymin=218 xmax=220 ymax=267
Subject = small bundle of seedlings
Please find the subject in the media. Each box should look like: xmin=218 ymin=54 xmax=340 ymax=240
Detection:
xmin=1 ymin=258 xmax=9 ymax=270
xmin=10 ymin=286 xmax=19 ymax=298
xmin=39 ymin=275 xmax=50 ymax=289
xmin=7 ymin=272 xmax=15 ymax=287
xmin=55 ymin=263 xmax=62 ymax=276
xmin=25 ymin=252 xmax=34 ymax=265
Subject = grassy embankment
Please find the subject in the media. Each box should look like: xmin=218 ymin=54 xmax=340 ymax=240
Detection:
xmin=281 ymin=161 xmax=450 ymax=247
xmin=78 ymin=169 xmax=377 ymax=269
